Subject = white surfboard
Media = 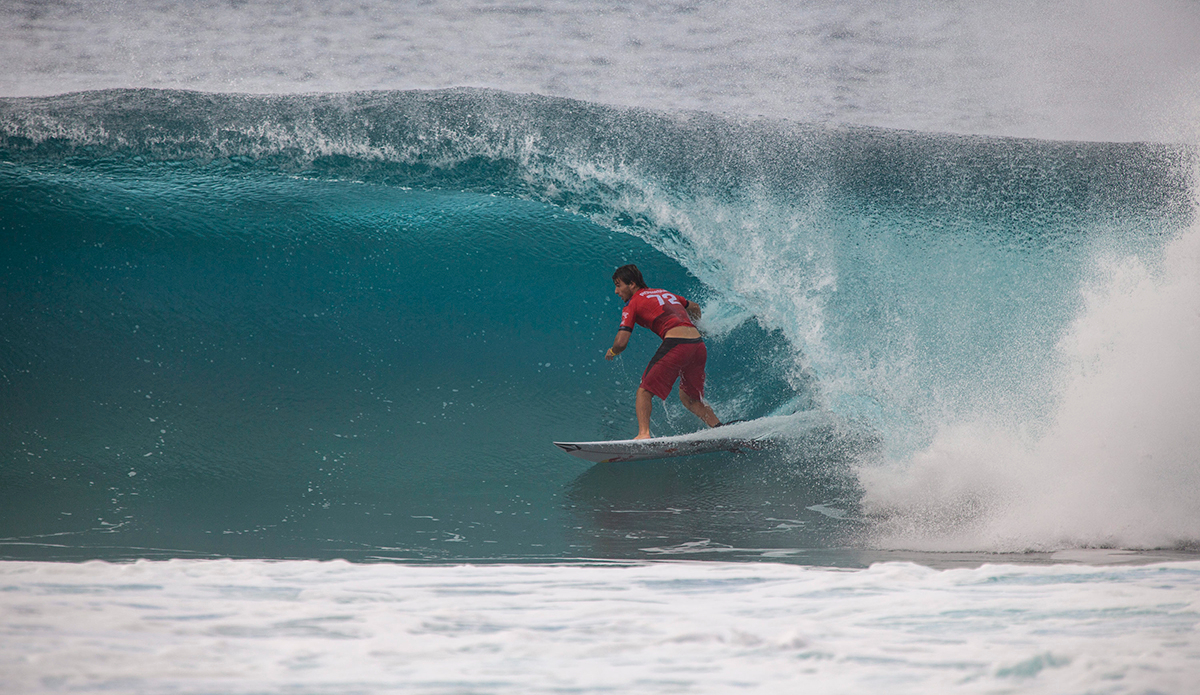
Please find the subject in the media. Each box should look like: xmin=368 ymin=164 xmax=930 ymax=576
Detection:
xmin=553 ymin=420 xmax=770 ymax=463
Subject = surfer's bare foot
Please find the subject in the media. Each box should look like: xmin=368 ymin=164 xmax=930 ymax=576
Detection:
xmin=634 ymin=432 xmax=652 ymax=440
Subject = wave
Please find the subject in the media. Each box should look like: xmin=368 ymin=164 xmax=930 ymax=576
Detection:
xmin=1 ymin=88 xmax=1197 ymax=558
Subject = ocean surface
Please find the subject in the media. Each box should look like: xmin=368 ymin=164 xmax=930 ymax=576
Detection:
xmin=2 ymin=1 xmax=1199 ymax=693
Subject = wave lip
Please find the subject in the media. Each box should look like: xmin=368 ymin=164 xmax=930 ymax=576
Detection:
xmin=1 ymin=88 xmax=1193 ymax=214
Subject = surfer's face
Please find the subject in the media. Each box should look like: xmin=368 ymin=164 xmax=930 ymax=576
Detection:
xmin=614 ymin=279 xmax=637 ymax=302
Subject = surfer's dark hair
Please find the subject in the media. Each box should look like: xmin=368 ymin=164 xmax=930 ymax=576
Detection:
xmin=612 ymin=264 xmax=647 ymax=289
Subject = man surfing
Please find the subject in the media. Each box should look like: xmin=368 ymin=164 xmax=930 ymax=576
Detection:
xmin=605 ymin=264 xmax=722 ymax=439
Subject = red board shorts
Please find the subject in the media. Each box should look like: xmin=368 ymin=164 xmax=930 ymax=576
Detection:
xmin=640 ymin=337 xmax=707 ymax=401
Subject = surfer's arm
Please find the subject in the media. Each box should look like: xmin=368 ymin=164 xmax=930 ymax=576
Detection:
xmin=685 ymin=299 xmax=701 ymax=321
xmin=606 ymin=329 xmax=631 ymax=360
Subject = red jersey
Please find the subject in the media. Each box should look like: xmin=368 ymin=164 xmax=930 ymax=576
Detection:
xmin=619 ymin=288 xmax=695 ymax=339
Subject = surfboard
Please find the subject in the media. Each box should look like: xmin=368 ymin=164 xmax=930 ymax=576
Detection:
xmin=553 ymin=423 xmax=768 ymax=463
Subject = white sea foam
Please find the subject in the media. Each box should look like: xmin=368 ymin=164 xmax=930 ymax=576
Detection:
xmin=2 ymin=558 xmax=1198 ymax=694
xmin=861 ymin=219 xmax=1200 ymax=551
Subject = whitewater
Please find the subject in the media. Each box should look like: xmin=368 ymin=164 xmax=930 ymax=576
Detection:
xmin=2 ymin=1 xmax=1200 ymax=693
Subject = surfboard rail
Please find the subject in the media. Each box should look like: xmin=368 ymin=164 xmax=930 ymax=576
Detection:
xmin=553 ymin=432 xmax=767 ymax=463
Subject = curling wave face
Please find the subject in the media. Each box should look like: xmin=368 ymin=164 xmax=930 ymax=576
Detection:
xmin=0 ymin=88 xmax=1196 ymax=560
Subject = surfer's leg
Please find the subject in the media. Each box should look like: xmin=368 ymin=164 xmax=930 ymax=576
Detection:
xmin=678 ymin=342 xmax=719 ymax=427
xmin=635 ymin=387 xmax=654 ymax=439
xmin=638 ymin=342 xmax=681 ymax=440
xmin=679 ymin=389 xmax=720 ymax=428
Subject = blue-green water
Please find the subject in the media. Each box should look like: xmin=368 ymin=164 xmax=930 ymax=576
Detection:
xmin=1 ymin=89 xmax=1194 ymax=562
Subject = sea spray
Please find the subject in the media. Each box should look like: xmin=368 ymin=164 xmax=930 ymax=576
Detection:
xmin=861 ymin=218 xmax=1200 ymax=551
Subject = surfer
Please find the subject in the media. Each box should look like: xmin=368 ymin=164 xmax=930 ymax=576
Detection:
xmin=605 ymin=264 xmax=721 ymax=439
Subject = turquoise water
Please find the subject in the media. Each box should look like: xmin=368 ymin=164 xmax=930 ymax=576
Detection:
xmin=1 ymin=89 xmax=1195 ymax=562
